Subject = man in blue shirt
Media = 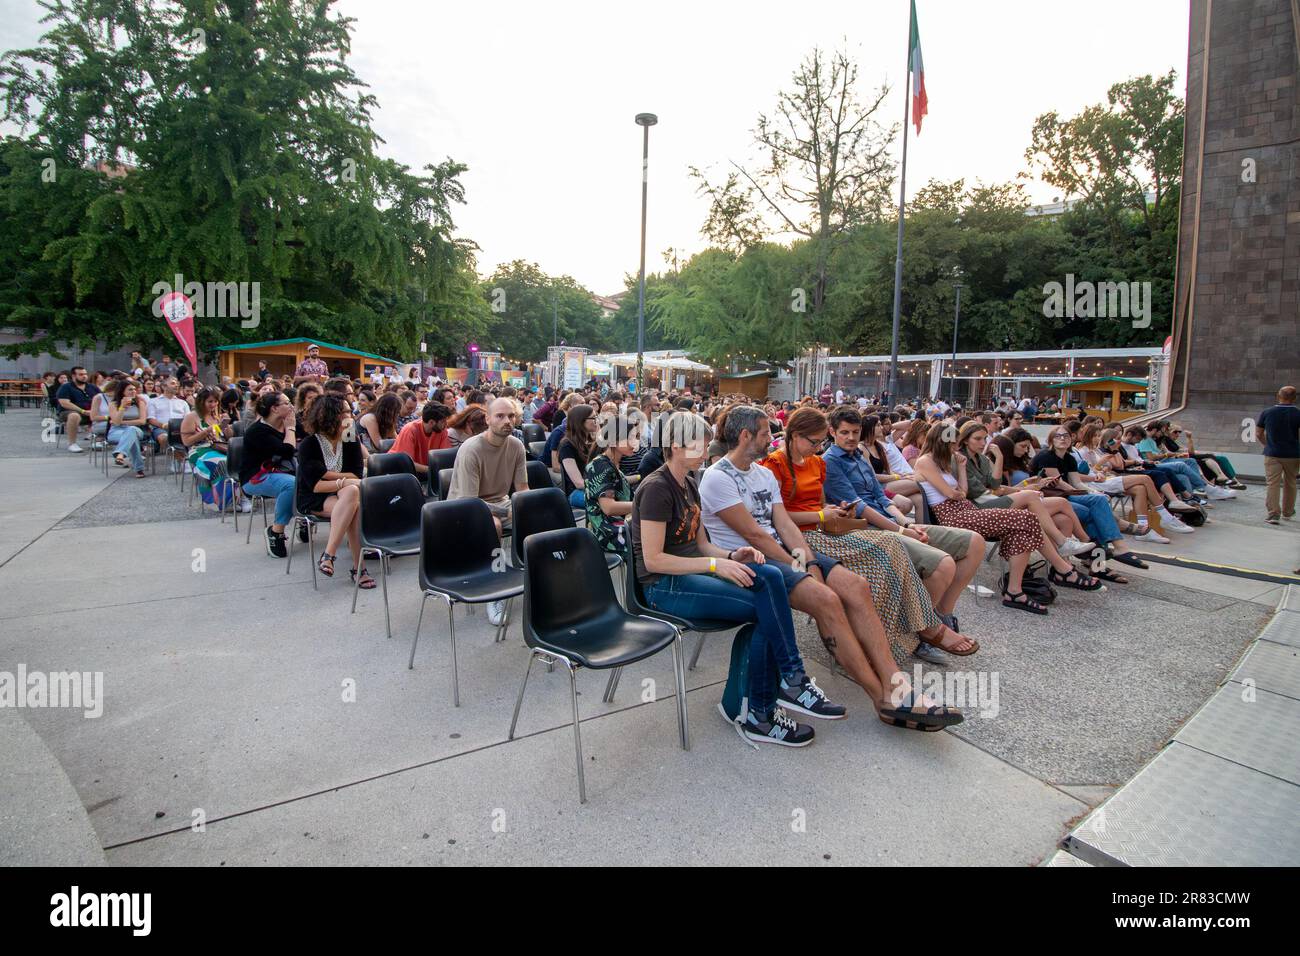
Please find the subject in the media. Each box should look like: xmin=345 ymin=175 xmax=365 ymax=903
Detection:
xmin=54 ymin=365 xmax=99 ymax=453
xmin=821 ymin=406 xmax=984 ymax=645
xmin=1257 ymin=385 xmax=1300 ymax=524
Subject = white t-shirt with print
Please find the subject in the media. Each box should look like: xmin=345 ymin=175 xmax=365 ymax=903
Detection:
xmin=699 ymin=456 xmax=784 ymax=553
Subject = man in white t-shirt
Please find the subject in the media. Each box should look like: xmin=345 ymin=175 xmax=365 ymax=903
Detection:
xmin=856 ymin=394 xmax=869 ymax=410
xmin=834 ymin=387 xmax=845 ymax=405
xmin=699 ymin=405 xmax=960 ymax=726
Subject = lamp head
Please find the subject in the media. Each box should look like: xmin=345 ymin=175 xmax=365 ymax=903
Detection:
xmin=635 ymin=113 xmax=658 ymax=127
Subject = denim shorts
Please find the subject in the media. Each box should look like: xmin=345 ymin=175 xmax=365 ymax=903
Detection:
xmin=771 ymin=551 xmax=839 ymax=592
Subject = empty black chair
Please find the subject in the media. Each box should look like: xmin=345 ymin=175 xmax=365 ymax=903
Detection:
xmin=509 ymin=528 xmax=686 ymax=803
xmin=221 ymin=438 xmax=245 ymax=529
xmin=409 ymin=498 xmax=525 ymax=706
xmin=521 ymin=423 xmax=545 ymax=446
xmin=525 ymin=460 xmax=554 ymax=492
xmin=353 ymin=474 xmax=424 ymax=638
xmin=438 ymin=468 xmax=453 ymax=503
xmin=429 ymin=447 xmax=458 ymax=477
xmin=230 ymin=420 xmax=246 ymax=438
xmin=167 ymin=418 xmax=187 ymax=488
xmin=510 ymin=487 xmax=622 ymax=573
xmin=378 ymin=437 xmax=397 ymax=452
xmin=367 ymin=451 xmax=415 ymax=478
xmin=527 ymin=440 xmax=548 ymax=462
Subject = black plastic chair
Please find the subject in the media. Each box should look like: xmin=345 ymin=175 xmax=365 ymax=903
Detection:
xmin=438 ymin=468 xmax=453 ymax=502
xmin=353 ymin=474 xmax=424 ymax=638
xmin=230 ymin=420 xmax=246 ymax=438
xmin=221 ymin=438 xmax=245 ymax=530
xmin=429 ymin=447 xmax=458 ymax=476
xmin=167 ymin=419 xmax=187 ymax=489
xmin=510 ymin=487 xmax=622 ymax=574
xmin=285 ymin=493 xmax=331 ymax=591
xmin=521 ymin=423 xmax=545 ymax=447
xmin=525 ymin=460 xmax=554 ymax=491
xmin=527 ymin=440 xmax=548 ymax=462
xmin=378 ymin=438 xmax=397 ymax=452
xmin=367 ymin=451 xmax=416 ymax=478
xmin=409 ymin=498 xmax=525 ymax=706
xmin=602 ymin=546 xmax=744 ymax=703
xmin=509 ymin=528 xmax=687 ymax=804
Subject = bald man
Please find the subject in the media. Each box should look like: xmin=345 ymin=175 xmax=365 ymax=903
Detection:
xmin=447 ymin=397 xmax=529 ymax=535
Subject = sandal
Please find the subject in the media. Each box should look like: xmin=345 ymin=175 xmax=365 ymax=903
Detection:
xmin=879 ymin=690 xmax=964 ymax=729
xmin=1112 ymin=551 xmax=1148 ymax=569
xmin=1092 ymin=567 xmax=1129 ymax=584
xmin=351 ymin=566 xmax=377 ymax=590
xmin=1002 ymin=589 xmax=1048 ymax=615
xmin=917 ymin=622 xmax=980 ymax=657
xmin=879 ymin=714 xmax=945 ymax=733
xmin=1049 ymin=567 xmax=1104 ymax=591
xmin=114 ymin=454 xmax=128 ymax=467
xmin=318 ymin=552 xmax=336 ymax=577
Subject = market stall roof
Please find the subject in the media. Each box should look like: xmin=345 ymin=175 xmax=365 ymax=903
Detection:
xmin=591 ymin=351 xmax=712 ymax=372
xmin=722 ymin=369 xmax=778 ymax=379
xmin=584 ymin=359 xmax=611 ymax=376
xmin=212 ymin=337 xmax=401 ymax=366
xmin=1047 ymin=376 xmax=1148 ymax=389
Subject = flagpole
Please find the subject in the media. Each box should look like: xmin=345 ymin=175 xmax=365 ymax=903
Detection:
xmin=886 ymin=7 xmax=912 ymax=407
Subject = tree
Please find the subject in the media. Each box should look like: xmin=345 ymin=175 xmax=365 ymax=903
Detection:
xmin=691 ymin=46 xmax=898 ymax=345
xmin=479 ymin=260 xmax=610 ymax=362
xmin=0 ymin=0 xmax=476 ymax=363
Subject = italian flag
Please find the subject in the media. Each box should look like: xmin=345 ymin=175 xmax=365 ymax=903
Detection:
xmin=909 ymin=0 xmax=928 ymax=135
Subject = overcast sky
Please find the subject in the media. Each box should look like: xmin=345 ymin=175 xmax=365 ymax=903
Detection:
xmin=1 ymin=0 xmax=1192 ymax=294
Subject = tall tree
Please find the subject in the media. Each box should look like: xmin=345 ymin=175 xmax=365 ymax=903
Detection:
xmin=479 ymin=260 xmax=610 ymax=362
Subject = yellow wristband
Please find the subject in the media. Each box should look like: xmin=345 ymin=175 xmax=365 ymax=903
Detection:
xmin=709 ymin=557 xmax=717 ymax=574
xmin=818 ymin=509 xmax=825 ymax=526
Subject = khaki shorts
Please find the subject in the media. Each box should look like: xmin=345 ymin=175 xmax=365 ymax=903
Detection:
xmin=899 ymin=524 xmax=977 ymax=577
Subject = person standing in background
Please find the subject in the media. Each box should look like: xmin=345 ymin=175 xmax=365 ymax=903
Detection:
xmin=1257 ymin=385 xmax=1300 ymax=525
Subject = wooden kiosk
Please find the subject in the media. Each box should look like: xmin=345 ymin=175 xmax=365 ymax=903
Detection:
xmin=212 ymin=338 xmax=402 ymax=381
xmin=1047 ymin=377 xmax=1149 ymax=424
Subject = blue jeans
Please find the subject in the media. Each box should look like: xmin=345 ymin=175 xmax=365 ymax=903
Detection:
xmin=243 ymin=472 xmax=296 ymax=527
xmin=1069 ymin=493 xmax=1122 ymax=545
xmin=1160 ymin=458 xmax=1207 ymax=490
xmin=1009 ymin=469 xmax=1031 ymax=486
xmin=645 ymin=563 xmax=804 ymax=715
xmin=568 ymin=488 xmax=585 ymax=508
xmin=107 ymin=425 xmax=144 ymax=471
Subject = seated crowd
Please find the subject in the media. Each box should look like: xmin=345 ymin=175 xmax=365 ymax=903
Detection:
xmin=41 ymin=362 xmax=1246 ymax=749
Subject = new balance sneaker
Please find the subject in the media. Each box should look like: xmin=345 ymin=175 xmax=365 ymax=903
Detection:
xmin=1059 ymin=536 xmax=1095 ymax=557
xmin=1135 ymin=527 xmax=1170 ymax=544
xmin=778 ymin=674 xmax=846 ymax=720
xmin=265 ymin=526 xmax=288 ymax=558
xmin=741 ymin=707 xmax=815 ymax=747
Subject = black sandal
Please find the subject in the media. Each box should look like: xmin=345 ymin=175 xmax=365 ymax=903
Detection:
xmin=351 ymin=566 xmax=377 ymax=590
xmin=1049 ymin=567 xmax=1104 ymax=591
xmin=879 ymin=690 xmax=964 ymax=728
xmin=318 ymin=552 xmax=335 ymax=577
xmin=1002 ymin=589 xmax=1048 ymax=615
xmin=1092 ymin=567 xmax=1129 ymax=584
xmin=879 ymin=714 xmax=945 ymax=733
xmin=1112 ymin=551 xmax=1148 ymax=569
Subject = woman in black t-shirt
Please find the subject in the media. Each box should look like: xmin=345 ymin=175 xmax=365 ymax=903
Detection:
xmin=295 ymin=395 xmax=374 ymax=588
xmin=557 ymin=404 xmax=598 ymax=507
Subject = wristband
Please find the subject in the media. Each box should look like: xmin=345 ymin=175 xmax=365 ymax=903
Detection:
xmin=709 ymin=557 xmax=717 ymax=574
xmin=818 ymin=509 xmax=825 ymax=527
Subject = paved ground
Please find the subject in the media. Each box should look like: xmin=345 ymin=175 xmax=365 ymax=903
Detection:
xmin=0 ymin=408 xmax=1291 ymax=865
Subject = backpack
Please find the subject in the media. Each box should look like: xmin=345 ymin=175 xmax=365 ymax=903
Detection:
xmin=717 ymin=623 xmax=769 ymax=748
xmin=1177 ymin=503 xmax=1207 ymax=527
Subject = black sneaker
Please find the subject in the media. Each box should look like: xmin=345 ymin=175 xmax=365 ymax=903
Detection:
xmin=265 ymin=526 xmax=288 ymax=559
xmin=297 ymin=521 xmax=310 ymax=544
xmin=741 ymin=707 xmax=814 ymax=747
xmin=778 ymin=675 xmax=847 ymax=720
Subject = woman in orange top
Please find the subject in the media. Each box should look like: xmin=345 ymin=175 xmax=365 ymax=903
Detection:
xmin=763 ymin=407 xmax=977 ymax=659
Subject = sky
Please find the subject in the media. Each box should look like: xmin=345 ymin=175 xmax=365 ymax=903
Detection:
xmin=0 ymin=0 xmax=1192 ymax=295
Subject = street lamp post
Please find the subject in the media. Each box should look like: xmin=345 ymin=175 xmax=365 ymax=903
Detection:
xmin=635 ymin=112 xmax=657 ymax=397
xmin=949 ymin=281 xmax=962 ymax=403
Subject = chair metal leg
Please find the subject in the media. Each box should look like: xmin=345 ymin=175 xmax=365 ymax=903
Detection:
xmin=688 ymin=631 xmax=706 ymax=670
xmin=672 ymin=633 xmax=691 ymax=752
xmin=494 ymin=596 xmax=511 ymax=643
xmin=507 ymin=649 xmax=538 ymax=739
xmin=448 ymin=598 xmax=460 ymax=707
xmin=285 ymin=518 xmax=297 ymax=574
xmin=246 ymin=497 xmax=256 ymax=544
xmin=566 ymin=660 xmax=587 ymax=804
xmin=308 ymin=522 xmax=318 ymax=591
xmin=380 ymin=553 xmax=391 ymax=639
xmin=602 ymin=666 xmax=622 ymax=703
xmin=408 ymin=593 xmax=428 ymax=669
xmin=350 ymin=549 xmax=363 ymax=614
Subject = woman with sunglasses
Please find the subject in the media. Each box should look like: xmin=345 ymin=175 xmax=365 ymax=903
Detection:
xmin=914 ymin=425 xmax=1101 ymax=614
xmin=1162 ymin=423 xmax=1245 ymax=490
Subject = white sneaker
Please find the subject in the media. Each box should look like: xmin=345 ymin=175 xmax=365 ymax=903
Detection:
xmin=1206 ymin=486 xmax=1236 ymax=500
xmin=66 ymin=443 xmax=83 ymax=453
xmin=1136 ymin=528 xmax=1171 ymax=544
xmin=487 ymin=600 xmax=506 ymax=626
xmin=240 ymin=498 xmax=253 ymax=513
xmin=966 ymin=583 xmax=996 ymax=597
xmin=1060 ymin=536 xmax=1095 ymax=557
xmin=1158 ymin=510 xmax=1194 ymax=533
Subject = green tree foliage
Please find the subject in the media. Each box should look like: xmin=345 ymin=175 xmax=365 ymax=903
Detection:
xmin=478 ymin=260 xmax=612 ymax=361
xmin=0 ymin=0 xmax=480 ymax=363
